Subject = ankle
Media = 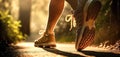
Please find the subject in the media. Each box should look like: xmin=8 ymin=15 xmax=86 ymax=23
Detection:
xmin=45 ymin=31 xmax=54 ymax=35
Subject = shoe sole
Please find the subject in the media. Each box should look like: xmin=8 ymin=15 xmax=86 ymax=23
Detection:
xmin=34 ymin=43 xmax=56 ymax=48
xmin=77 ymin=27 xmax=95 ymax=50
xmin=75 ymin=1 xmax=101 ymax=50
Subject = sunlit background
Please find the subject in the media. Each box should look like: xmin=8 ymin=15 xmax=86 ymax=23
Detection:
xmin=0 ymin=0 xmax=119 ymax=57
xmin=11 ymin=0 xmax=50 ymax=41
xmin=10 ymin=0 xmax=73 ymax=42
xmin=0 ymin=0 xmax=119 ymax=47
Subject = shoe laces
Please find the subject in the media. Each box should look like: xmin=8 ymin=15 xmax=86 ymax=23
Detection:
xmin=65 ymin=11 xmax=76 ymax=31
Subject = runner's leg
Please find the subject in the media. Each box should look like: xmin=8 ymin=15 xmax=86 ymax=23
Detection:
xmin=46 ymin=0 xmax=65 ymax=34
xmin=34 ymin=0 xmax=65 ymax=48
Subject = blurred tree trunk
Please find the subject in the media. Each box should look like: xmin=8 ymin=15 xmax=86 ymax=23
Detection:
xmin=0 ymin=0 xmax=10 ymax=11
xmin=111 ymin=0 xmax=120 ymax=23
xmin=19 ymin=0 xmax=31 ymax=35
xmin=110 ymin=0 xmax=120 ymax=42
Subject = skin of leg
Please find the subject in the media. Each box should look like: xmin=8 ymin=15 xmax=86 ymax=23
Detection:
xmin=45 ymin=0 xmax=65 ymax=34
xmin=34 ymin=0 xmax=65 ymax=47
xmin=45 ymin=0 xmax=78 ymax=38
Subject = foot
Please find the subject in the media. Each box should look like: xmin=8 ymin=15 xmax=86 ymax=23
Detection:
xmin=34 ymin=32 xmax=56 ymax=48
xmin=74 ymin=0 xmax=101 ymax=50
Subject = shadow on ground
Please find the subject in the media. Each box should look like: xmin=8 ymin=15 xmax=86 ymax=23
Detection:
xmin=0 ymin=46 xmax=22 ymax=57
xmin=43 ymin=48 xmax=84 ymax=57
xmin=81 ymin=50 xmax=120 ymax=57
xmin=0 ymin=44 xmax=120 ymax=57
xmin=43 ymin=48 xmax=120 ymax=57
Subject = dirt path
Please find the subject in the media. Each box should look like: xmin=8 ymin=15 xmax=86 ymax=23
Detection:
xmin=0 ymin=42 xmax=120 ymax=57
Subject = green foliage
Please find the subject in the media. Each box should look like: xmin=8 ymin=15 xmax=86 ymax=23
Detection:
xmin=94 ymin=0 xmax=120 ymax=45
xmin=0 ymin=11 xmax=26 ymax=45
xmin=94 ymin=0 xmax=112 ymax=45
xmin=96 ymin=0 xmax=112 ymax=30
